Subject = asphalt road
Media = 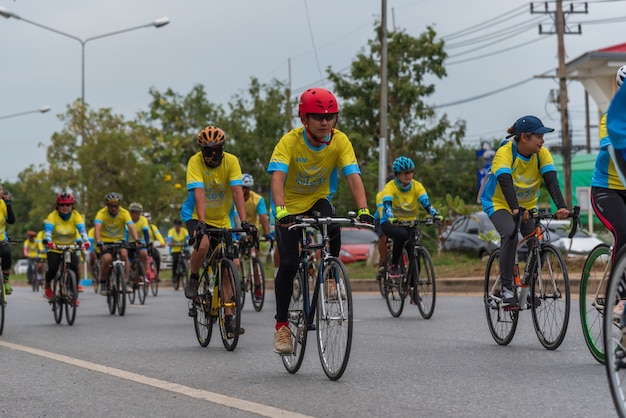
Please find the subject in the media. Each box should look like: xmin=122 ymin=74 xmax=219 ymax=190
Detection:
xmin=0 ymin=285 xmax=617 ymax=417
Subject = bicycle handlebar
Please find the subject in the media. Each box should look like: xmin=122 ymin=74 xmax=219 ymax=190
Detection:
xmin=511 ymin=206 xmax=581 ymax=240
xmin=287 ymin=215 xmax=375 ymax=231
xmin=391 ymin=217 xmax=438 ymax=227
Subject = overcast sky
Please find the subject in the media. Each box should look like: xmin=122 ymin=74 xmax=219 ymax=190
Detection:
xmin=1 ymin=0 xmax=624 ymax=182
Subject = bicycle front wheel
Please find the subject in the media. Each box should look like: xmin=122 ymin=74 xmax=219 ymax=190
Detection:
xmin=193 ymin=269 xmax=214 ymax=347
xmin=530 ymin=244 xmax=570 ymax=350
xmin=0 ymin=281 xmax=6 ymax=335
xmin=414 ymin=248 xmax=436 ymax=319
xmin=604 ymin=245 xmax=626 ymax=417
xmin=128 ymin=264 xmax=137 ymax=305
xmin=150 ymin=260 xmax=159 ymax=296
xmin=316 ymin=257 xmax=352 ymax=381
xmin=484 ymin=249 xmax=518 ymax=345
xmin=237 ymin=257 xmax=247 ymax=310
xmin=115 ymin=264 xmax=126 ymax=316
xmin=383 ymin=252 xmax=405 ymax=317
xmin=52 ymin=275 xmax=63 ymax=324
xmin=250 ymin=257 xmax=265 ymax=312
xmin=580 ymin=243 xmax=610 ymax=363
xmin=218 ymin=258 xmax=241 ymax=351
xmin=63 ymin=270 xmax=78 ymax=326
xmin=107 ymin=271 xmax=116 ymax=315
xmin=136 ymin=262 xmax=148 ymax=305
xmin=282 ymin=271 xmax=308 ymax=374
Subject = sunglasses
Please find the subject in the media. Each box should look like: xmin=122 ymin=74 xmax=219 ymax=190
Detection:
xmin=308 ymin=113 xmax=337 ymax=122
xmin=400 ymin=171 xmax=414 ymax=175
xmin=58 ymin=203 xmax=72 ymax=207
xmin=107 ymin=204 xmax=120 ymax=209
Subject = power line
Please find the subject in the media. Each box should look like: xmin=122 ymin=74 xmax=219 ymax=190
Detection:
xmin=447 ymin=37 xmax=548 ymax=65
xmin=442 ymin=4 xmax=527 ymax=41
xmin=303 ymin=0 xmax=325 ymax=85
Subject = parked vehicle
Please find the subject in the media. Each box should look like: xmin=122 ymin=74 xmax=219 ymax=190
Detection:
xmin=13 ymin=259 xmax=29 ymax=275
xmin=338 ymin=227 xmax=379 ymax=264
xmin=542 ymin=220 xmax=605 ymax=256
xmin=440 ymin=212 xmax=499 ymax=259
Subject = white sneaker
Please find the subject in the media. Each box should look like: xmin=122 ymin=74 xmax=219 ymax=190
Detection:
xmin=274 ymin=326 xmax=293 ymax=354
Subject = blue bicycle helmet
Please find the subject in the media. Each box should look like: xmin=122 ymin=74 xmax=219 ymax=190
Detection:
xmin=392 ymin=156 xmax=415 ymax=173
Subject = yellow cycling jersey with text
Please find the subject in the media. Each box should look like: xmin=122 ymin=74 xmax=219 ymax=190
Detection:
xmin=94 ymin=206 xmax=133 ymax=242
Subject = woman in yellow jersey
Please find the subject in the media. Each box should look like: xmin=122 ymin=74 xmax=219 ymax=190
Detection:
xmin=267 ymin=88 xmax=374 ymax=354
xmin=143 ymin=212 xmax=165 ymax=280
xmin=167 ymin=218 xmax=189 ymax=285
xmin=481 ymin=116 xmax=569 ymax=308
xmin=380 ymin=157 xmax=442 ymax=278
xmin=23 ymin=230 xmax=40 ymax=289
xmin=0 ymin=181 xmax=16 ymax=296
xmin=42 ymin=193 xmax=90 ymax=303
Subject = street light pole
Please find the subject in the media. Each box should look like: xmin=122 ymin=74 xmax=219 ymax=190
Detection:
xmin=0 ymin=105 xmax=51 ymax=121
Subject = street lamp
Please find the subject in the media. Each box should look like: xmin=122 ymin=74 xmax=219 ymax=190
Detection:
xmin=0 ymin=7 xmax=170 ymax=108
xmin=0 ymin=105 xmax=51 ymax=121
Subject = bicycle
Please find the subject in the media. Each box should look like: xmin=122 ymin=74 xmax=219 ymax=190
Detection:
xmin=146 ymin=243 xmax=159 ymax=296
xmin=381 ymin=218 xmax=437 ymax=319
xmin=0 ymin=239 xmax=20 ymax=336
xmin=188 ymin=225 xmax=246 ymax=351
xmin=602 ymin=243 xmax=626 ymax=417
xmin=128 ymin=246 xmax=148 ymax=306
xmin=377 ymin=238 xmax=393 ymax=298
xmin=100 ymin=242 xmax=128 ymax=316
xmin=172 ymin=250 xmax=189 ymax=291
xmin=579 ymin=242 xmax=612 ymax=363
xmin=484 ymin=207 xmax=579 ymax=350
xmin=237 ymin=234 xmax=267 ymax=312
xmin=282 ymin=212 xmax=373 ymax=381
xmin=27 ymin=258 xmax=40 ymax=292
xmin=48 ymin=244 xmax=82 ymax=326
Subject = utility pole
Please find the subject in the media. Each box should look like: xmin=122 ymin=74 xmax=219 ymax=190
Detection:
xmin=531 ymin=0 xmax=587 ymax=207
xmin=286 ymin=58 xmax=292 ymax=130
xmin=379 ymin=0 xmax=388 ymax=191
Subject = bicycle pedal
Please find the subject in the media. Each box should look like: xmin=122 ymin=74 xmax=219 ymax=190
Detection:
xmin=188 ymin=307 xmax=196 ymax=318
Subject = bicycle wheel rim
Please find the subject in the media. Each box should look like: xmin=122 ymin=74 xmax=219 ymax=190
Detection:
xmin=530 ymin=245 xmax=570 ymax=350
xmin=64 ymin=270 xmax=78 ymax=326
xmin=53 ymin=276 xmax=63 ymax=324
xmin=116 ymin=264 xmax=126 ymax=316
xmin=238 ymin=257 xmax=246 ymax=310
xmin=604 ymin=245 xmax=626 ymax=418
xmin=251 ymin=257 xmax=265 ymax=312
xmin=316 ymin=258 xmax=352 ymax=381
xmin=415 ymin=248 xmax=436 ymax=319
xmin=219 ymin=258 xmax=241 ymax=351
xmin=282 ymin=271 xmax=308 ymax=373
xmin=136 ymin=262 xmax=147 ymax=305
xmin=0 ymin=284 xmax=5 ymax=335
xmin=193 ymin=271 xmax=213 ymax=347
xmin=383 ymin=252 xmax=404 ymax=317
xmin=580 ymin=243 xmax=610 ymax=363
xmin=484 ymin=249 xmax=518 ymax=345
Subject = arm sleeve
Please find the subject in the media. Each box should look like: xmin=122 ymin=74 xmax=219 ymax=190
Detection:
xmin=497 ymin=173 xmax=519 ymax=211
xmin=6 ymin=204 xmax=15 ymax=224
xmin=543 ymin=171 xmax=567 ymax=209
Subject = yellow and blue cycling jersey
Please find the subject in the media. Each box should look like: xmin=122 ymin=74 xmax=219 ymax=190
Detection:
xmin=167 ymin=227 xmax=189 ymax=253
xmin=374 ymin=190 xmax=384 ymax=221
xmin=0 ymin=200 xmax=8 ymax=241
xmin=87 ymin=227 xmax=99 ymax=254
xmin=267 ymin=127 xmax=361 ymax=214
xmin=591 ymin=112 xmax=625 ymax=190
xmin=94 ymin=206 xmax=133 ymax=242
xmin=148 ymin=224 xmax=165 ymax=247
xmin=481 ymin=140 xmax=557 ymax=216
xmin=23 ymin=239 xmax=39 ymax=258
xmin=128 ymin=215 xmax=150 ymax=243
xmin=244 ymin=190 xmax=268 ymax=230
xmin=380 ymin=179 xmax=434 ymax=223
xmin=181 ymin=151 xmax=242 ymax=228
xmin=36 ymin=230 xmax=47 ymax=259
xmin=44 ymin=210 xmax=89 ymax=253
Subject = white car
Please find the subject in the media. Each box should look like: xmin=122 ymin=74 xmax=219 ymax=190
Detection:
xmin=542 ymin=220 xmax=605 ymax=255
xmin=13 ymin=259 xmax=30 ymax=275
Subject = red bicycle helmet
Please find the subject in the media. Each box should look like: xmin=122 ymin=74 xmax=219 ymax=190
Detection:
xmin=298 ymin=88 xmax=339 ymax=117
xmin=57 ymin=192 xmax=75 ymax=205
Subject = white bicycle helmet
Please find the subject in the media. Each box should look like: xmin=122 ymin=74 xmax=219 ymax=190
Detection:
xmin=617 ymin=65 xmax=626 ymax=87
xmin=242 ymin=173 xmax=254 ymax=188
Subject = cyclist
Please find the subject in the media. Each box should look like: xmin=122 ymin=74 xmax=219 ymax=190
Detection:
xmin=267 ymin=87 xmax=374 ymax=354
xmin=481 ymin=115 xmax=569 ymax=308
xmin=94 ymin=192 xmax=140 ymax=295
xmin=36 ymin=222 xmax=48 ymax=289
xmin=23 ymin=230 xmax=39 ymax=287
xmin=144 ymin=212 xmax=166 ymax=281
xmin=167 ymin=218 xmax=189 ymax=285
xmin=42 ymin=193 xmax=90 ymax=303
xmin=181 ymin=126 xmax=256 ymax=337
xmin=241 ymin=173 xmax=272 ymax=239
xmin=128 ymin=202 xmax=151 ymax=286
xmin=0 ymin=181 xmax=16 ymax=295
xmin=380 ymin=157 xmax=443 ymax=279
xmin=599 ymin=66 xmax=626 ymax=317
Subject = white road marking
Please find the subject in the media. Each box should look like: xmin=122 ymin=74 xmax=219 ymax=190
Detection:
xmin=0 ymin=340 xmax=313 ymax=418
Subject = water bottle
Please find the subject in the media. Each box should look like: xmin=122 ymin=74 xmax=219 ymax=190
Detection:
xmin=208 ymin=265 xmax=215 ymax=294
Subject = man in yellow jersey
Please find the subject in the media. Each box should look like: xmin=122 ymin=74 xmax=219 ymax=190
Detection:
xmin=23 ymin=230 xmax=40 ymax=289
xmin=94 ymin=192 xmax=140 ymax=295
xmin=143 ymin=212 xmax=165 ymax=281
xmin=42 ymin=193 xmax=90 ymax=304
xmin=167 ymin=219 xmax=189 ymax=286
xmin=181 ymin=126 xmax=256 ymax=337
xmin=241 ymin=173 xmax=271 ymax=238
xmin=128 ymin=202 xmax=151 ymax=286
xmin=381 ymin=157 xmax=443 ymax=281
xmin=0 ymin=181 xmax=16 ymax=295
xmin=267 ymin=87 xmax=374 ymax=354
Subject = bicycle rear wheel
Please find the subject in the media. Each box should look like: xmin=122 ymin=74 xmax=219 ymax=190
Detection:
xmin=484 ymin=249 xmax=518 ymax=345
xmin=128 ymin=263 xmax=137 ymax=305
xmin=250 ymin=257 xmax=265 ymax=312
xmin=383 ymin=252 xmax=405 ymax=317
xmin=580 ymin=243 xmax=610 ymax=363
xmin=0 ymin=281 xmax=6 ymax=335
xmin=218 ymin=258 xmax=241 ymax=351
xmin=115 ymin=264 xmax=126 ymax=316
xmin=135 ymin=262 xmax=148 ymax=305
xmin=52 ymin=275 xmax=63 ymax=324
xmin=63 ymin=270 xmax=78 ymax=326
xmin=530 ymin=244 xmax=570 ymax=350
xmin=193 ymin=269 xmax=214 ymax=347
xmin=282 ymin=271 xmax=308 ymax=374
xmin=414 ymin=248 xmax=436 ymax=319
xmin=316 ymin=257 xmax=352 ymax=381
xmin=150 ymin=260 xmax=159 ymax=296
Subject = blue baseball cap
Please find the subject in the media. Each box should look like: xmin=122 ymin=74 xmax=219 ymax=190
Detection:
xmin=512 ymin=115 xmax=554 ymax=135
